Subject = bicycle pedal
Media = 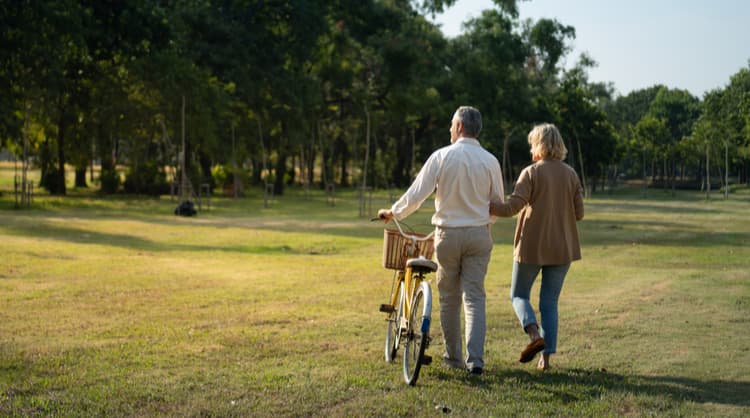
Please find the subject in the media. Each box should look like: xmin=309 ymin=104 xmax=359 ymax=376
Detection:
xmin=421 ymin=354 xmax=433 ymax=365
xmin=379 ymin=304 xmax=395 ymax=313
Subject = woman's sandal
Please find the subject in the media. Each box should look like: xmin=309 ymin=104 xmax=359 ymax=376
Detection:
xmin=519 ymin=338 xmax=546 ymax=363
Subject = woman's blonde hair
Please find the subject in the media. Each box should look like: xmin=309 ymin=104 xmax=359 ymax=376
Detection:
xmin=528 ymin=123 xmax=567 ymax=161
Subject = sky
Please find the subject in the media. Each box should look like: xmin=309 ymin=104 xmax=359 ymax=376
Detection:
xmin=429 ymin=0 xmax=750 ymax=98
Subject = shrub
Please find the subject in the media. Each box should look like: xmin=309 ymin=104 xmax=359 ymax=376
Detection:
xmin=124 ymin=162 xmax=169 ymax=196
xmin=41 ymin=168 xmax=65 ymax=194
xmin=99 ymin=169 xmax=120 ymax=194
xmin=211 ymin=164 xmax=229 ymax=187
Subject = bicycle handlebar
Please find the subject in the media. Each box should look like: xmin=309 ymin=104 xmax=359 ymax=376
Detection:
xmin=371 ymin=215 xmax=434 ymax=241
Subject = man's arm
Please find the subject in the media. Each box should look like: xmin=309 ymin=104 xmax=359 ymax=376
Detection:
xmin=389 ymin=152 xmax=440 ymax=220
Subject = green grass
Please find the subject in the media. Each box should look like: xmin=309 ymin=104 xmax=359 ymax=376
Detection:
xmin=1 ymin=172 xmax=749 ymax=416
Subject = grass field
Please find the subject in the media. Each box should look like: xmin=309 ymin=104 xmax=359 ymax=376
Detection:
xmin=1 ymin=167 xmax=749 ymax=416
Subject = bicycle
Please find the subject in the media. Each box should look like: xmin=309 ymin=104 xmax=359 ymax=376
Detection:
xmin=374 ymin=216 xmax=437 ymax=386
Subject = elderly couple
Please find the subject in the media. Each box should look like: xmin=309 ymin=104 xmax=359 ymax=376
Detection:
xmin=378 ymin=106 xmax=584 ymax=375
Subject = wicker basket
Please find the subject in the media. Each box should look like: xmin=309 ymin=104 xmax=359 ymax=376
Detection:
xmin=382 ymin=228 xmax=435 ymax=270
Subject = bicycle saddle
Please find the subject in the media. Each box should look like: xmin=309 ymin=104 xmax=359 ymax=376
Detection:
xmin=406 ymin=256 xmax=437 ymax=273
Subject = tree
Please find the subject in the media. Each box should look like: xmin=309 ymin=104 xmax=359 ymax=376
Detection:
xmin=448 ymin=6 xmax=529 ymax=178
xmin=553 ymin=68 xmax=617 ymax=194
xmin=633 ymin=115 xmax=669 ymax=191
xmin=718 ymin=65 xmax=750 ymax=184
xmin=646 ymin=87 xmax=700 ymax=191
xmin=604 ymin=85 xmax=664 ymax=179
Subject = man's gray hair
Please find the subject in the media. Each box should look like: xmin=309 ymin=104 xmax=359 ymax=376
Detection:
xmin=455 ymin=106 xmax=482 ymax=137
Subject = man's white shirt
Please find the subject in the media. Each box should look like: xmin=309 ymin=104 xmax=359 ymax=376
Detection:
xmin=390 ymin=137 xmax=504 ymax=227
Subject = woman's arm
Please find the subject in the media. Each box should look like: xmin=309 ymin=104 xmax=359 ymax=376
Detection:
xmin=490 ymin=194 xmax=527 ymax=217
xmin=490 ymin=169 xmax=531 ymax=217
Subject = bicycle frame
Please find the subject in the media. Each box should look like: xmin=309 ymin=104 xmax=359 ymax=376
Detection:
xmin=389 ymin=267 xmax=419 ymax=322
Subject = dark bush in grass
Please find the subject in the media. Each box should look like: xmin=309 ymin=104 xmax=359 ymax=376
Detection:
xmin=40 ymin=167 xmax=65 ymax=194
xmin=99 ymin=169 xmax=120 ymax=194
xmin=124 ymin=162 xmax=169 ymax=196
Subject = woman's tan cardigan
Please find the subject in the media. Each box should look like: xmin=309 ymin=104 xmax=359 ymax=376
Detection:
xmin=491 ymin=159 xmax=584 ymax=265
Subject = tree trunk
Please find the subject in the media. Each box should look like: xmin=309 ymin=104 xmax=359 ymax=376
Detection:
xmin=257 ymin=117 xmax=269 ymax=189
xmin=576 ymin=139 xmax=587 ymax=198
xmin=705 ymin=144 xmax=711 ymax=200
xmin=199 ymin=150 xmax=212 ymax=192
xmin=320 ymin=141 xmax=331 ymax=189
xmin=410 ymin=127 xmax=416 ymax=180
xmin=74 ymin=166 xmax=87 ymax=188
xmin=231 ymin=124 xmax=239 ymax=198
xmin=609 ymin=164 xmax=618 ymax=194
xmin=55 ymin=111 xmax=67 ymax=195
xmin=359 ymin=106 xmax=372 ymax=217
xmin=392 ymin=128 xmax=409 ymax=187
xmin=180 ymin=96 xmax=188 ymax=201
xmin=670 ymin=159 xmax=676 ymax=196
xmin=502 ymin=129 xmax=513 ymax=189
xmin=642 ymin=149 xmax=648 ymax=195
xmin=251 ymin=156 xmax=263 ymax=185
xmin=97 ymin=125 xmax=118 ymax=193
xmin=724 ymin=141 xmax=729 ymax=199
xmin=362 ymin=106 xmax=371 ymax=191
xmin=274 ymin=150 xmax=287 ymax=196
xmin=307 ymin=130 xmax=315 ymax=187
xmin=274 ymin=122 xmax=288 ymax=195
xmin=337 ymin=135 xmax=349 ymax=187
xmin=287 ymin=154 xmax=297 ymax=186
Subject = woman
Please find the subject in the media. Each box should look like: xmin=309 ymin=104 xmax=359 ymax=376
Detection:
xmin=490 ymin=123 xmax=584 ymax=370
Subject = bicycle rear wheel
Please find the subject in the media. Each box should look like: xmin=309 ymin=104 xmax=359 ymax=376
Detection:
xmin=385 ymin=281 xmax=404 ymax=362
xmin=403 ymin=280 xmax=432 ymax=386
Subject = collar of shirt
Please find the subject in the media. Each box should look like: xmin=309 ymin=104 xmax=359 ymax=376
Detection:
xmin=455 ymin=137 xmax=480 ymax=146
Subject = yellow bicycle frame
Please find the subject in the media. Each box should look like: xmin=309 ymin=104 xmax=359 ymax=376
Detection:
xmin=390 ymin=265 xmax=422 ymax=322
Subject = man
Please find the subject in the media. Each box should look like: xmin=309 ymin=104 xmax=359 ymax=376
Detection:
xmin=378 ymin=106 xmax=504 ymax=375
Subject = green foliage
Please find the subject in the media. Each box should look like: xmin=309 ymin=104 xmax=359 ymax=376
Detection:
xmin=211 ymin=163 xmax=248 ymax=190
xmin=211 ymin=164 xmax=230 ymax=188
xmin=1 ymin=0 xmax=748 ymax=199
xmin=553 ymin=74 xmax=617 ymax=191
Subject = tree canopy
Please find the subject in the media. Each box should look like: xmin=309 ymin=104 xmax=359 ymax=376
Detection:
xmin=1 ymin=1 xmax=748 ymax=197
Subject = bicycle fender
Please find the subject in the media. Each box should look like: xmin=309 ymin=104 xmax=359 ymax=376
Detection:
xmin=421 ymin=317 xmax=431 ymax=334
xmin=421 ymin=282 xmax=432 ymax=315
xmin=420 ymin=281 xmax=432 ymax=334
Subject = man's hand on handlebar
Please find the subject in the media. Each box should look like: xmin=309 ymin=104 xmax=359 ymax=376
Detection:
xmin=377 ymin=209 xmax=394 ymax=223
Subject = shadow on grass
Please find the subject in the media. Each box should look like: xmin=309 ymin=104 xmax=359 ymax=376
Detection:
xmin=587 ymin=200 xmax=717 ymax=215
xmin=0 ymin=195 xmax=423 ymax=251
xmin=435 ymin=367 xmax=749 ymax=408
xmin=0 ymin=220 xmax=294 ymax=254
xmin=0 ymin=215 xmax=382 ymax=255
xmin=580 ymin=219 xmax=749 ymax=247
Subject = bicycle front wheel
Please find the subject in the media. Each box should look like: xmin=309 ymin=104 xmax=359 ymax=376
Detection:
xmin=385 ymin=281 xmax=404 ymax=362
xmin=403 ymin=280 xmax=432 ymax=386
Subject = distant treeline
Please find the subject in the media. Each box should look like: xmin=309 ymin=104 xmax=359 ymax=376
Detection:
xmin=1 ymin=1 xmax=748 ymax=196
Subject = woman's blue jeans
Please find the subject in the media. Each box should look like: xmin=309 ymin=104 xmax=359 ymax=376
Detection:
xmin=510 ymin=261 xmax=570 ymax=354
